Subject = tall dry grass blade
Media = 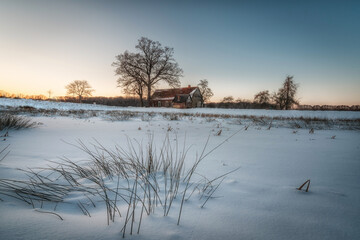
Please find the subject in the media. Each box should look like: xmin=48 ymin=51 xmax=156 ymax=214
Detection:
xmin=201 ymin=177 xmax=226 ymax=208
xmin=34 ymin=209 xmax=64 ymax=220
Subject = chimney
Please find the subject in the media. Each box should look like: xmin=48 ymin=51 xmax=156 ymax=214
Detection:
xmin=188 ymin=85 xmax=191 ymax=88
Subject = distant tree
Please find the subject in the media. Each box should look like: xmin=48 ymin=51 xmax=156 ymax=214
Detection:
xmin=235 ymin=98 xmax=245 ymax=103
xmin=197 ymin=79 xmax=214 ymax=103
xmin=113 ymin=37 xmax=183 ymax=107
xmin=272 ymin=76 xmax=299 ymax=110
xmin=254 ymin=90 xmax=270 ymax=105
xmin=222 ymin=96 xmax=234 ymax=103
xmin=65 ymin=80 xmax=94 ymax=103
xmin=47 ymin=90 xmax=53 ymax=99
xmin=235 ymin=98 xmax=252 ymax=109
xmin=271 ymin=91 xmax=284 ymax=109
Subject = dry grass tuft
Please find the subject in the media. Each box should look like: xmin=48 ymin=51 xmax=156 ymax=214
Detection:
xmin=0 ymin=131 xmax=243 ymax=237
xmin=0 ymin=114 xmax=37 ymax=131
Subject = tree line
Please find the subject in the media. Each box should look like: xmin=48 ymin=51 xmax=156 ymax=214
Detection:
xmin=212 ymin=76 xmax=299 ymax=110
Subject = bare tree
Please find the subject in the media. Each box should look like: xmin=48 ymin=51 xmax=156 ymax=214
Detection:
xmin=113 ymin=37 xmax=183 ymax=107
xmin=197 ymin=79 xmax=213 ymax=103
xmin=47 ymin=90 xmax=53 ymax=99
xmin=272 ymin=76 xmax=299 ymax=110
xmin=113 ymin=52 xmax=146 ymax=106
xmin=222 ymin=96 xmax=234 ymax=103
xmin=271 ymin=91 xmax=284 ymax=109
xmin=254 ymin=90 xmax=270 ymax=105
xmin=65 ymin=80 xmax=94 ymax=103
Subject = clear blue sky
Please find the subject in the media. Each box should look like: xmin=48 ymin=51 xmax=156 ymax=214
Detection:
xmin=1 ymin=0 xmax=359 ymax=104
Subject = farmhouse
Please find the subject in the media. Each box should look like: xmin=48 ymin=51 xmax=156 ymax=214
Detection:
xmin=151 ymin=85 xmax=203 ymax=108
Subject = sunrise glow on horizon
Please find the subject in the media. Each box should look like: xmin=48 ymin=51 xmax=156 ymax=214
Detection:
xmin=1 ymin=0 xmax=359 ymax=105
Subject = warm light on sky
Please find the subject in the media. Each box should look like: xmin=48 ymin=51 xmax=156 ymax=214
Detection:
xmin=0 ymin=0 xmax=359 ymax=105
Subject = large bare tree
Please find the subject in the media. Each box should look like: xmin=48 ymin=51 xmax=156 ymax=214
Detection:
xmin=197 ymin=79 xmax=213 ymax=103
xmin=65 ymin=80 xmax=94 ymax=103
xmin=113 ymin=37 xmax=183 ymax=106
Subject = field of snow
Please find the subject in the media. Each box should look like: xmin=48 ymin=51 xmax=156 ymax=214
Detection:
xmin=0 ymin=99 xmax=360 ymax=240
xmin=1 ymin=97 xmax=360 ymax=119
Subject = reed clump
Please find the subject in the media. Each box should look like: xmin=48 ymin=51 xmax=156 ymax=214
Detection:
xmin=0 ymin=113 xmax=37 ymax=131
xmin=0 ymin=132 xmax=241 ymax=237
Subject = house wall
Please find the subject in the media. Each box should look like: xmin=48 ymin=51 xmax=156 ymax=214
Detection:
xmin=191 ymin=89 xmax=203 ymax=108
xmin=164 ymin=101 xmax=172 ymax=107
xmin=173 ymin=102 xmax=186 ymax=108
xmin=156 ymin=100 xmax=172 ymax=107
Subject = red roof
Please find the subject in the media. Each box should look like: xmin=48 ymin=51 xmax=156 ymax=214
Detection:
xmin=152 ymin=86 xmax=198 ymax=101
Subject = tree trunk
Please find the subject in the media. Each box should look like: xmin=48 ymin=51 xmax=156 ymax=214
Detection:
xmin=139 ymin=92 xmax=144 ymax=107
xmin=147 ymin=84 xmax=152 ymax=107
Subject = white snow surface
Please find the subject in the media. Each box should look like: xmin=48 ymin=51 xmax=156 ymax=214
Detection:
xmin=1 ymin=97 xmax=360 ymax=119
xmin=0 ymin=99 xmax=359 ymax=240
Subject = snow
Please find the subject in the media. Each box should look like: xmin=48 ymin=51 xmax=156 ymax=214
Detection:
xmin=1 ymin=98 xmax=360 ymax=119
xmin=0 ymin=98 xmax=360 ymax=240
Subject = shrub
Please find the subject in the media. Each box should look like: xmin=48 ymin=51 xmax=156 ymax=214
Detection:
xmin=104 ymin=111 xmax=138 ymax=121
xmin=162 ymin=113 xmax=180 ymax=121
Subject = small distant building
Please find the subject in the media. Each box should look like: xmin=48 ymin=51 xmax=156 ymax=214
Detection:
xmin=151 ymin=85 xmax=203 ymax=108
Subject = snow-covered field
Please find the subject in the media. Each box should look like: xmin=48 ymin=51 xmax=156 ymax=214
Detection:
xmin=0 ymin=98 xmax=359 ymax=240
xmin=2 ymin=97 xmax=360 ymax=119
